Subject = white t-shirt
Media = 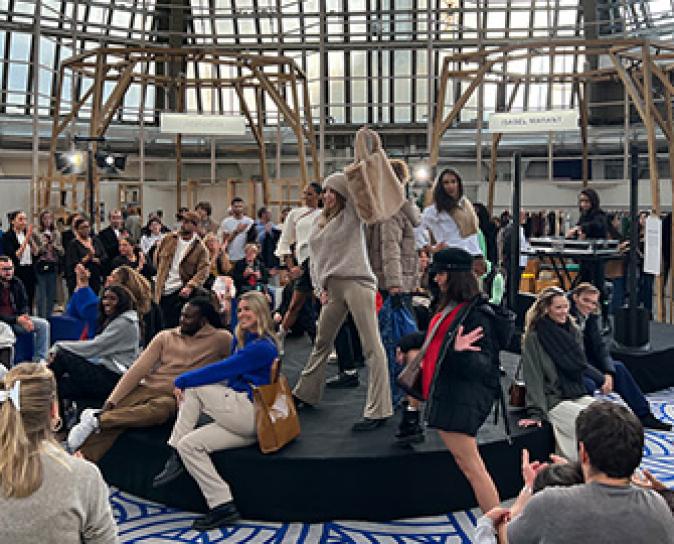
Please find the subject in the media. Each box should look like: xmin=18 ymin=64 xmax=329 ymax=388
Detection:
xmin=16 ymin=232 xmax=32 ymax=266
xmin=219 ymin=215 xmax=254 ymax=262
xmin=163 ymin=235 xmax=195 ymax=294
xmin=275 ymin=207 xmax=322 ymax=265
xmin=421 ymin=204 xmax=482 ymax=256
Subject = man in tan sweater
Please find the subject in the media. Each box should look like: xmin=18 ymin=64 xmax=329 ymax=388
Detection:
xmin=68 ymin=297 xmax=232 ymax=462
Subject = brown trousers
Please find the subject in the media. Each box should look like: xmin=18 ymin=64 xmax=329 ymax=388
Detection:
xmin=80 ymin=386 xmax=176 ymax=462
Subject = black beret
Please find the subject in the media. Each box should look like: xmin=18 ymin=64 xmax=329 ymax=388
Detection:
xmin=430 ymin=247 xmax=474 ymax=275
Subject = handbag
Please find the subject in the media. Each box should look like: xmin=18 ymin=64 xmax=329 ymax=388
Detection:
xmin=397 ymin=301 xmax=474 ymax=401
xmin=343 ymin=127 xmax=405 ymax=225
xmin=252 ymin=358 xmax=301 ymax=454
xmin=509 ymin=357 xmax=526 ymax=408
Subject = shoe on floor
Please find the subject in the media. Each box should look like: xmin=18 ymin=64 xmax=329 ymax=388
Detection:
xmin=326 ymin=371 xmax=359 ymax=389
xmin=192 ymin=501 xmax=241 ymax=531
xmin=352 ymin=417 xmax=388 ymax=432
xmin=152 ymin=450 xmax=185 ymax=488
xmin=640 ymin=413 xmax=672 ymax=431
xmin=67 ymin=408 xmax=100 ymax=453
xmin=395 ymin=409 xmax=425 ymax=445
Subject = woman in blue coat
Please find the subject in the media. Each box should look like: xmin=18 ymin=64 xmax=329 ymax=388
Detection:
xmin=152 ymin=291 xmax=278 ymax=531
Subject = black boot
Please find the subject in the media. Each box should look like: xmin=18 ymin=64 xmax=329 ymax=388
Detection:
xmin=640 ymin=413 xmax=672 ymax=431
xmin=192 ymin=501 xmax=241 ymax=531
xmin=152 ymin=450 xmax=185 ymax=487
xmin=395 ymin=409 xmax=424 ymax=445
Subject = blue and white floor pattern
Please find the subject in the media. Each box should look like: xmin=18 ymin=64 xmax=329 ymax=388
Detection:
xmin=112 ymin=389 xmax=674 ymax=543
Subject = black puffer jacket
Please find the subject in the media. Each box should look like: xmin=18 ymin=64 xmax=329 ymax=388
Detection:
xmin=568 ymin=297 xmax=615 ymax=375
xmin=0 ymin=277 xmax=30 ymax=325
xmin=425 ymin=296 xmax=501 ymax=436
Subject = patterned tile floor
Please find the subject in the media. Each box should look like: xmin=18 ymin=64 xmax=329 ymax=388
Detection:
xmin=112 ymin=389 xmax=674 ymax=543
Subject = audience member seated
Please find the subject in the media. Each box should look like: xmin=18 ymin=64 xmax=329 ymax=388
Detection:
xmin=508 ymin=401 xmax=674 ymax=543
xmin=152 ymin=291 xmax=278 ymax=531
xmin=107 ymin=265 xmax=163 ymax=346
xmin=232 ymin=243 xmax=269 ymax=296
xmin=518 ymin=286 xmax=597 ymax=461
xmin=110 ymin=238 xmax=155 ymax=282
xmin=0 ymin=255 xmax=50 ymax=362
xmin=569 ymin=282 xmax=671 ymax=431
xmin=66 ymin=297 xmax=232 ymax=462
xmin=48 ymin=284 xmax=140 ymax=417
xmin=0 ymin=362 xmax=118 ymax=543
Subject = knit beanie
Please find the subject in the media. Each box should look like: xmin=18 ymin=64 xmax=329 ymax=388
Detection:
xmin=323 ymin=172 xmax=349 ymax=199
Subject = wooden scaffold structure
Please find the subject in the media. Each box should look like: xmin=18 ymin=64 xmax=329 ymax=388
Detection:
xmin=429 ymin=38 xmax=674 ymax=322
xmin=40 ymin=46 xmax=320 ymax=221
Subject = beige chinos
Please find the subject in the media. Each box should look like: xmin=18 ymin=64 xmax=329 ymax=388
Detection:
xmin=293 ymin=277 xmax=393 ymax=419
xmin=169 ymin=384 xmax=256 ymax=509
xmin=547 ymin=395 xmax=596 ymax=461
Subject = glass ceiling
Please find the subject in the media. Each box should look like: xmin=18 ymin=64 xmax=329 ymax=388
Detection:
xmin=0 ymin=0 xmax=673 ymax=130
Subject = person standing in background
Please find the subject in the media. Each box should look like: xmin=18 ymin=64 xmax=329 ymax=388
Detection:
xmin=195 ymin=202 xmax=219 ymax=238
xmin=3 ymin=210 xmax=38 ymax=312
xmin=34 ymin=210 xmax=64 ymax=318
xmin=125 ymin=206 xmax=143 ymax=245
xmin=64 ymin=217 xmax=107 ymax=296
xmin=218 ymin=198 xmax=253 ymax=264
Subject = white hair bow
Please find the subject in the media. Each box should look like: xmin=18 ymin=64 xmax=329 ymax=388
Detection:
xmin=0 ymin=380 xmax=20 ymax=411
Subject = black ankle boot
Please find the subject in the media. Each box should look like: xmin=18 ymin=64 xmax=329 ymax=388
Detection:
xmin=395 ymin=409 xmax=424 ymax=445
xmin=152 ymin=450 xmax=185 ymax=488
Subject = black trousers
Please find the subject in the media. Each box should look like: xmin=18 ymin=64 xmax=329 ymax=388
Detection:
xmin=50 ymin=349 xmax=121 ymax=406
xmin=160 ymin=290 xmax=188 ymax=329
xmin=16 ymin=264 xmax=36 ymax=313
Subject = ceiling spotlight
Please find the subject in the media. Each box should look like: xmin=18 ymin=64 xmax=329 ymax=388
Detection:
xmin=413 ymin=163 xmax=431 ymax=185
xmin=55 ymin=150 xmax=86 ymax=174
xmin=95 ymin=151 xmax=127 ymax=174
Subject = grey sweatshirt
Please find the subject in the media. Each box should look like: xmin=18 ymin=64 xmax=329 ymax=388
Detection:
xmin=52 ymin=310 xmax=140 ymax=375
xmin=0 ymin=442 xmax=118 ymax=543
xmin=309 ymin=198 xmax=376 ymax=293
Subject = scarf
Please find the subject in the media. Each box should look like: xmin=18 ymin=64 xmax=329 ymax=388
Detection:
xmin=535 ymin=316 xmax=588 ymax=399
xmin=449 ymin=197 xmax=479 ymax=238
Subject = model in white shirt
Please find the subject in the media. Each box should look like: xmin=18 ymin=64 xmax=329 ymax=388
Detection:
xmin=421 ymin=168 xmax=482 ymax=257
xmin=274 ymin=183 xmax=323 ymax=350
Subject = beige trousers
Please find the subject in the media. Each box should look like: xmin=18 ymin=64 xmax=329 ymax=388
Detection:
xmin=293 ymin=278 xmax=393 ymax=420
xmin=547 ymin=395 xmax=596 ymax=461
xmin=169 ymin=384 xmax=256 ymax=509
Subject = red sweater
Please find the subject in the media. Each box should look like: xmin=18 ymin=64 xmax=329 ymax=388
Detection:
xmin=421 ymin=303 xmax=466 ymax=399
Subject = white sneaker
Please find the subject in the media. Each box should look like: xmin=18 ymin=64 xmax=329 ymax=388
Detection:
xmin=67 ymin=408 xmax=101 ymax=453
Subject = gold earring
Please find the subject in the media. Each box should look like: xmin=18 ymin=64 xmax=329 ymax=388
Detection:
xmin=51 ymin=415 xmax=63 ymax=432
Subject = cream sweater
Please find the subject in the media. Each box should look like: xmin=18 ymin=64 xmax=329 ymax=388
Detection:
xmin=0 ymin=442 xmax=118 ymax=543
xmin=309 ymin=198 xmax=376 ymax=293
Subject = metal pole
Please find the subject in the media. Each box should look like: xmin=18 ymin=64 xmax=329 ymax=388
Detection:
xmin=509 ymin=153 xmax=521 ymax=311
xmin=31 ymin=0 xmax=41 ymax=219
xmin=87 ymin=147 xmax=95 ymax=222
xmin=627 ymin=143 xmax=639 ymax=345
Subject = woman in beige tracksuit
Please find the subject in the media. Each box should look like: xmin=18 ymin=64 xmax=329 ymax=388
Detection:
xmin=293 ymin=172 xmax=393 ymax=431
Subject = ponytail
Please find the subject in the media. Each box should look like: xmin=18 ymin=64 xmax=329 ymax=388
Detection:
xmin=0 ymin=363 xmax=56 ymax=498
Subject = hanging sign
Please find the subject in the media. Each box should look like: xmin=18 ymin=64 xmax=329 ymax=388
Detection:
xmin=489 ymin=110 xmax=578 ymax=133
xmin=644 ymin=214 xmax=662 ymax=276
xmin=160 ymin=113 xmax=247 ymax=135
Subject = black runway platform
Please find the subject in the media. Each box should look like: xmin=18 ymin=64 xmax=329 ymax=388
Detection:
xmin=611 ymin=321 xmax=674 ymax=394
xmin=99 ymin=337 xmax=553 ymax=522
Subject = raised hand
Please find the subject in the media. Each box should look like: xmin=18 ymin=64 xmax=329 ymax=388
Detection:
xmin=454 ymin=325 xmax=483 ymax=352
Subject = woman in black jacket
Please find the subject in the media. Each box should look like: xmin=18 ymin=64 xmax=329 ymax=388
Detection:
xmin=64 ymin=217 xmax=107 ymax=295
xmin=3 ymin=210 xmax=38 ymax=310
xmin=419 ymin=247 xmax=501 ymax=514
xmin=110 ymin=237 xmax=155 ymax=282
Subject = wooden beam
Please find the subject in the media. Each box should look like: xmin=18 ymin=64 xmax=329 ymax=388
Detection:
xmin=576 ymin=81 xmax=590 ymax=187
xmin=95 ymin=61 xmax=136 ymax=136
xmin=254 ymin=87 xmax=270 ymax=205
xmin=665 ymin=87 xmax=674 ymax=323
xmin=289 ymin=69 xmax=309 ymax=190
xmin=609 ymin=52 xmax=648 ymax=122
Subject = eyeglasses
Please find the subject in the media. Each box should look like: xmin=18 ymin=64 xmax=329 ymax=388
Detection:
xmin=0 ymin=267 xmax=14 ymax=272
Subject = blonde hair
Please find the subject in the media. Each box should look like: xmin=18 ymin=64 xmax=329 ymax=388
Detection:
xmin=110 ymin=265 xmax=151 ymax=315
xmin=235 ymin=291 xmax=278 ymax=350
xmin=0 ymin=363 xmax=57 ymax=498
xmin=524 ymin=286 xmax=567 ymax=334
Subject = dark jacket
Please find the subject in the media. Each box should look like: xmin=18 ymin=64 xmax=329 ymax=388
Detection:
xmin=64 ymin=237 xmax=108 ymax=295
xmin=568 ymin=297 xmax=615 ymax=375
xmin=110 ymin=253 xmax=156 ymax=281
xmin=2 ymin=229 xmax=35 ymax=269
xmin=425 ymin=296 xmax=501 ymax=434
xmin=0 ymin=277 xmax=30 ymax=325
xmin=97 ymin=226 xmax=121 ymax=262
xmin=577 ymin=209 xmax=608 ymax=239
xmin=232 ymin=257 xmax=269 ymax=295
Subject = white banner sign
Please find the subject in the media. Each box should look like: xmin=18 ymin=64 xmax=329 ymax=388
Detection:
xmin=160 ymin=113 xmax=247 ymax=135
xmin=644 ymin=214 xmax=662 ymax=276
xmin=489 ymin=110 xmax=578 ymax=133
